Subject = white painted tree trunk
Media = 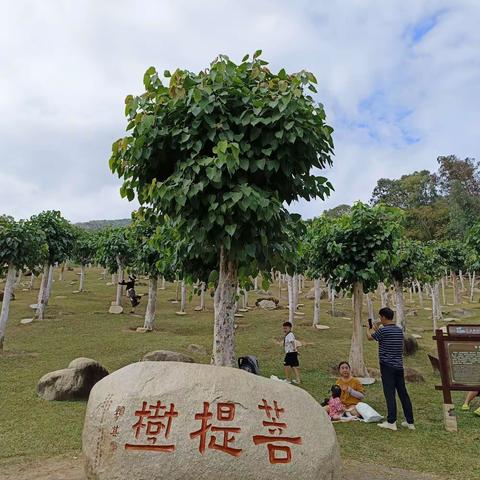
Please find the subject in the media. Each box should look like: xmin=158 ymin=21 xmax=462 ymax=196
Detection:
xmin=394 ymin=280 xmax=406 ymax=332
xmin=298 ymin=274 xmax=302 ymax=294
xmin=101 ymin=269 xmax=107 ymax=280
xmin=470 ymin=271 xmax=476 ymax=302
xmin=409 ymin=285 xmax=413 ymax=302
xmin=0 ymin=264 xmax=16 ymax=350
xmin=468 ymin=271 xmax=472 ymax=291
xmin=144 ymin=276 xmax=158 ymax=331
xmin=59 ymin=262 xmax=65 ymax=281
xmin=431 ymin=281 xmax=443 ymax=331
xmin=212 ymin=247 xmax=238 ymax=366
xmin=199 ymin=282 xmax=206 ymax=311
xmin=379 ymin=282 xmax=388 ymax=308
xmin=180 ymin=280 xmax=186 ymax=313
xmin=36 ymin=264 xmax=49 ymax=320
xmin=287 ymin=274 xmax=294 ymax=323
xmin=45 ymin=265 xmax=54 ymax=305
xmin=367 ymin=293 xmax=375 ymax=320
xmin=14 ymin=270 xmax=22 ymax=288
xmin=115 ymin=260 xmax=124 ymax=306
xmin=175 ymin=277 xmax=180 ymax=302
xmin=349 ymin=281 xmax=368 ymax=377
xmin=244 ymin=289 xmax=249 ymax=308
xmin=441 ymin=277 xmax=446 ymax=305
xmin=452 ymin=272 xmax=460 ymax=304
xmin=459 ymin=270 xmax=465 ymax=292
xmin=331 ymin=285 xmax=335 ymax=317
xmin=327 ymin=285 xmax=332 ymax=301
xmin=313 ymin=278 xmax=321 ymax=326
xmin=29 ymin=273 xmax=35 ymax=290
xmin=416 ymin=280 xmax=424 ymax=307
xmin=278 ymin=273 xmax=282 ymax=300
xmin=160 ymin=276 xmax=166 ymax=290
xmin=79 ymin=264 xmax=85 ymax=292
xmin=254 ymin=275 xmax=258 ymax=291
xmin=111 ymin=273 xmax=116 ymax=284
xmin=292 ymin=274 xmax=298 ymax=313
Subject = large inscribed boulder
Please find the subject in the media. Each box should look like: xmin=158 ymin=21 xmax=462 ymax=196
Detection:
xmin=83 ymin=362 xmax=340 ymax=480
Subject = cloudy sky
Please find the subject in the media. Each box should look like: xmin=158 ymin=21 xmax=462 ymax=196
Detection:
xmin=1 ymin=0 xmax=479 ymax=222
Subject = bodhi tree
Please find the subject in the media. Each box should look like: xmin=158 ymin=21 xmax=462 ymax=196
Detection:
xmin=436 ymin=240 xmax=469 ymax=305
xmin=0 ymin=216 xmax=47 ymax=349
xmin=129 ymin=211 xmax=177 ymax=330
xmin=110 ymin=52 xmax=334 ymax=366
xmin=30 ymin=211 xmax=75 ymax=320
xmin=96 ymin=227 xmax=132 ymax=308
xmin=71 ymin=228 xmax=97 ymax=292
xmin=306 ymin=203 xmax=402 ymax=376
xmin=389 ymin=238 xmax=423 ymax=332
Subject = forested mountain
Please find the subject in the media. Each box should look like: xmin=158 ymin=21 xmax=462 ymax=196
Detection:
xmin=75 ymin=218 xmax=131 ymax=231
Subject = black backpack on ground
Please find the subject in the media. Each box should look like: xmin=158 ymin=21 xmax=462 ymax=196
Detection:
xmin=238 ymin=355 xmax=260 ymax=375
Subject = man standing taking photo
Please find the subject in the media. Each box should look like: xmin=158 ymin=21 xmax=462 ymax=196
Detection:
xmin=367 ymin=307 xmax=415 ymax=431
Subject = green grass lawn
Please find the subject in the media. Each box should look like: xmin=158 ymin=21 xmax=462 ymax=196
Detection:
xmin=1 ymin=268 xmax=479 ymax=479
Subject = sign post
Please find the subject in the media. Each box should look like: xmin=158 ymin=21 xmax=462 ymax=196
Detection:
xmin=434 ymin=325 xmax=480 ymax=432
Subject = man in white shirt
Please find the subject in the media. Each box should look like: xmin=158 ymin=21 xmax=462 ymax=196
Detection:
xmin=283 ymin=321 xmax=301 ymax=384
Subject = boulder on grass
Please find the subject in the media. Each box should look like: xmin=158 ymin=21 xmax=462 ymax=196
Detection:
xmin=403 ymin=334 xmax=419 ymax=356
xmin=142 ymin=350 xmax=194 ymax=363
xmin=255 ymin=297 xmax=279 ymax=310
xmin=37 ymin=357 xmax=109 ymax=401
xmin=404 ymin=367 xmax=425 ymax=383
xmin=83 ymin=362 xmax=341 ymax=480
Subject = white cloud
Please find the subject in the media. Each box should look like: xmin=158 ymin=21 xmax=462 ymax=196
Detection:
xmin=0 ymin=0 xmax=478 ymax=222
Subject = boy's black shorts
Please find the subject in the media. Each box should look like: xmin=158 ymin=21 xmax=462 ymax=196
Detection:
xmin=284 ymin=352 xmax=299 ymax=367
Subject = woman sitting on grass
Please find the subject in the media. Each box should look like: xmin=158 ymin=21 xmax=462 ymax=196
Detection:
xmin=335 ymin=361 xmax=365 ymax=416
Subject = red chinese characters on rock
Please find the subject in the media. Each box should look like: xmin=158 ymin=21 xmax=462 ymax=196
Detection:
xmin=190 ymin=402 xmax=243 ymax=457
xmin=124 ymin=400 xmax=178 ymax=453
xmin=252 ymin=399 xmax=302 ymax=464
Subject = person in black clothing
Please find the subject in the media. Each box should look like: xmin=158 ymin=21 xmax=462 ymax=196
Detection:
xmin=119 ymin=275 xmax=141 ymax=308
xmin=367 ymin=307 xmax=415 ymax=431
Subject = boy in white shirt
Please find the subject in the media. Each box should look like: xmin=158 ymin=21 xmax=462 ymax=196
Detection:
xmin=283 ymin=321 xmax=301 ymax=384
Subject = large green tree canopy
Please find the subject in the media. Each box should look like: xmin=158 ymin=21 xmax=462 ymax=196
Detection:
xmin=110 ymin=52 xmax=334 ymax=274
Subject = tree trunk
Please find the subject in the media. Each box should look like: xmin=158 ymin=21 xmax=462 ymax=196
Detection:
xmin=115 ymin=260 xmax=124 ymax=306
xmin=180 ymin=280 xmax=186 ymax=313
xmin=313 ymin=278 xmax=321 ymax=326
xmin=244 ymin=289 xmax=249 ymax=308
xmin=59 ymin=262 xmax=65 ymax=281
xmin=212 ymin=246 xmax=238 ymax=367
xmin=79 ymin=264 xmax=85 ymax=292
xmin=441 ymin=277 xmax=446 ymax=305
xmin=111 ymin=273 xmax=116 ymax=284
xmin=101 ymin=269 xmax=107 ymax=280
xmin=292 ymin=274 xmax=298 ymax=312
xmin=432 ymin=281 xmax=442 ymax=331
xmin=287 ymin=274 xmax=294 ymax=323
xmin=35 ymin=264 xmax=49 ymax=320
xmin=254 ymin=275 xmax=258 ymax=291
xmin=416 ymin=280 xmax=424 ymax=307
xmin=367 ymin=293 xmax=375 ymax=320
xmin=14 ymin=270 xmax=23 ymax=289
xmin=459 ymin=270 xmax=465 ymax=292
xmin=298 ymin=274 xmax=302 ymax=294
xmin=0 ymin=264 xmax=17 ymax=350
xmin=175 ymin=277 xmax=180 ymax=302
xmin=452 ymin=272 xmax=460 ymax=304
xmin=29 ymin=273 xmax=35 ymax=290
xmin=144 ymin=276 xmax=158 ymax=331
xmin=45 ymin=265 xmax=54 ymax=305
xmin=331 ymin=285 xmax=335 ymax=317
xmin=470 ymin=271 xmax=476 ymax=303
xmin=349 ymin=281 xmax=368 ymax=377
xmin=379 ymin=282 xmax=388 ymax=308
xmin=160 ymin=276 xmax=166 ymax=290
xmin=394 ymin=280 xmax=406 ymax=332
xmin=199 ymin=282 xmax=205 ymax=311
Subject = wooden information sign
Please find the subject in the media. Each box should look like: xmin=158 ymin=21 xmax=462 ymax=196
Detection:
xmin=434 ymin=325 xmax=480 ymax=432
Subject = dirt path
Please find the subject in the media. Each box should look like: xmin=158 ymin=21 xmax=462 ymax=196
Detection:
xmin=0 ymin=455 xmax=448 ymax=480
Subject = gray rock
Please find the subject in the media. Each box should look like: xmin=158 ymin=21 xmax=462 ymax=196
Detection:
xmin=37 ymin=357 xmax=109 ymax=401
xmin=187 ymin=344 xmax=208 ymax=354
xmin=142 ymin=350 xmax=194 ymax=363
xmin=404 ymin=335 xmax=419 ymax=356
xmin=257 ymin=300 xmax=277 ymax=310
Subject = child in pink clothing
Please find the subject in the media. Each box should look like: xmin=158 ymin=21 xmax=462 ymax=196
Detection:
xmin=324 ymin=385 xmax=345 ymax=420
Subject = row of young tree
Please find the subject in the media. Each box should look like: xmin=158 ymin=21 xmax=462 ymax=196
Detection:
xmin=302 ymin=202 xmax=480 ymax=377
